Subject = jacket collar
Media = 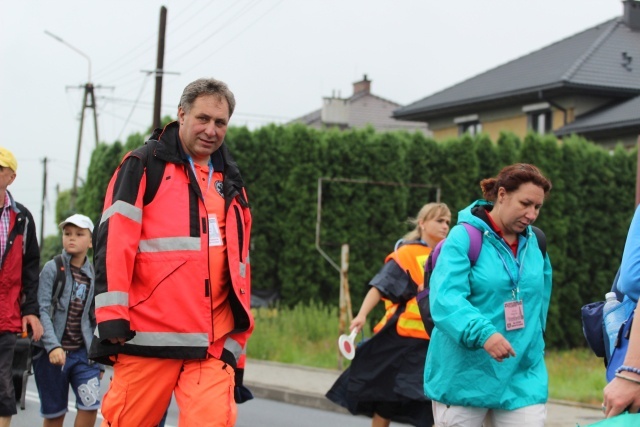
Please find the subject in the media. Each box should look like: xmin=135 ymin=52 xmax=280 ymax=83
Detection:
xmin=151 ymin=121 xmax=247 ymax=201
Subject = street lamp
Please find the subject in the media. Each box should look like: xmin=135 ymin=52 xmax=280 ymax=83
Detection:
xmin=44 ymin=30 xmax=98 ymax=210
xmin=44 ymin=30 xmax=91 ymax=83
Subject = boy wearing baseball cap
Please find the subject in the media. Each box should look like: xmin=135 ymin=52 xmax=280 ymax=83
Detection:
xmin=33 ymin=214 xmax=102 ymax=427
xmin=0 ymin=147 xmax=41 ymax=427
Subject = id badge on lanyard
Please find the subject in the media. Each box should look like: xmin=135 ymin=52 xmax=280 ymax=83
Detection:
xmin=208 ymin=214 xmax=223 ymax=247
xmin=498 ymin=248 xmax=525 ymax=331
xmin=504 ymin=299 xmax=524 ymax=331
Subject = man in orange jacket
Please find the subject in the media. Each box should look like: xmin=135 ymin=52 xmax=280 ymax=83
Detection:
xmin=90 ymin=78 xmax=253 ymax=427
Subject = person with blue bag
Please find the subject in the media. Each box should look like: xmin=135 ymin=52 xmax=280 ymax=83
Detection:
xmin=602 ymin=204 xmax=640 ymax=418
xmin=425 ymin=163 xmax=552 ymax=427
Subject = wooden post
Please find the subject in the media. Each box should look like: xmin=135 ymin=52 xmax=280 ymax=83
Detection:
xmin=338 ymin=243 xmax=351 ymax=369
xmin=342 ymin=244 xmax=353 ymax=325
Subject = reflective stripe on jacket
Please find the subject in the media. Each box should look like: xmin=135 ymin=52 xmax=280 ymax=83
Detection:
xmin=90 ymin=122 xmax=253 ymax=368
xmin=373 ymin=241 xmax=431 ymax=339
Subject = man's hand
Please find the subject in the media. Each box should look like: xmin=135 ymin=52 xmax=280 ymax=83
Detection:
xmin=108 ymin=337 xmax=127 ymax=345
xmin=22 ymin=314 xmax=43 ymax=341
xmin=483 ymin=333 xmax=516 ymax=362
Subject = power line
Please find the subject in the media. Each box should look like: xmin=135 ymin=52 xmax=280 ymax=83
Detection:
xmin=99 ymin=95 xmax=293 ymax=122
xmin=168 ymin=0 xmax=221 ymax=38
xmin=178 ymin=0 xmax=285 ymax=71
xmin=118 ymin=73 xmax=153 ymax=141
xmin=92 ymin=1 xmax=210 ymax=85
xmin=170 ymin=0 xmax=262 ymax=63
xmin=99 ymin=109 xmax=151 ymax=130
xmin=167 ymin=1 xmax=243 ymax=57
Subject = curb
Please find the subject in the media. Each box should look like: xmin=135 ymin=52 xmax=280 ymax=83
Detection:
xmin=245 ymin=382 xmax=349 ymax=414
xmin=548 ymin=398 xmax=601 ymax=410
xmin=244 ymin=360 xmax=602 ymax=419
xmin=246 ymin=381 xmax=601 ymax=416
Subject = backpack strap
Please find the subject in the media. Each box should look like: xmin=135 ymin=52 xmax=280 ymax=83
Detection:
xmin=461 ymin=223 xmax=483 ymax=266
xmin=50 ymin=255 xmax=66 ymax=316
xmin=425 ymin=223 xmax=484 ymax=275
xmin=423 ymin=221 xmax=533 ymax=284
xmin=531 ymin=226 xmax=547 ymax=258
xmin=463 ymin=223 xmax=547 ymax=262
xmin=129 ymin=139 xmax=166 ymax=206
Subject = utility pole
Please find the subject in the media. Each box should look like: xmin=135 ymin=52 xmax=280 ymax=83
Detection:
xmin=69 ymin=81 xmax=102 ymax=209
xmin=145 ymin=7 xmax=179 ymax=131
xmin=39 ymin=157 xmax=47 ymax=253
xmin=153 ymin=6 xmax=167 ymax=130
xmin=45 ymin=30 xmax=105 ymax=210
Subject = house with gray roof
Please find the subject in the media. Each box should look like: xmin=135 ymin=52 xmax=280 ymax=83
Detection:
xmin=393 ymin=0 xmax=640 ymax=148
xmin=291 ymin=75 xmax=429 ymax=134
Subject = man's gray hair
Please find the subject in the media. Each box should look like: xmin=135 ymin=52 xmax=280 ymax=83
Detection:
xmin=179 ymin=78 xmax=236 ymax=117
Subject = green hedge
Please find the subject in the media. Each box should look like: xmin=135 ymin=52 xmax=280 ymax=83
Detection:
xmin=72 ymin=123 xmax=637 ymax=348
xmin=226 ymin=125 xmax=637 ymax=348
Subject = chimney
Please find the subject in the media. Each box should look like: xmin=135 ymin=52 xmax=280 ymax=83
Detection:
xmin=623 ymin=0 xmax=640 ymax=31
xmin=353 ymin=74 xmax=371 ymax=95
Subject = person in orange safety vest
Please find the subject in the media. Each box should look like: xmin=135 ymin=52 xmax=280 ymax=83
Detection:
xmin=89 ymin=78 xmax=253 ymax=427
xmin=327 ymin=202 xmax=450 ymax=427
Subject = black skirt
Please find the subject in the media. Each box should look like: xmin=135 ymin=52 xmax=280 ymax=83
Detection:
xmin=326 ymin=312 xmax=433 ymax=427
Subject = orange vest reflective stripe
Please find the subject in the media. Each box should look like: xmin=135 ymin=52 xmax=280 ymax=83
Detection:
xmin=373 ymin=242 xmax=431 ymax=339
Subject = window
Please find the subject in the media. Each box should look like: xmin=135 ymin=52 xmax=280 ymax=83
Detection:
xmin=458 ymin=121 xmax=482 ymax=136
xmin=523 ymin=103 xmax=552 ymax=134
xmin=527 ymin=110 xmax=552 ymax=134
xmin=454 ymin=114 xmax=482 ymax=136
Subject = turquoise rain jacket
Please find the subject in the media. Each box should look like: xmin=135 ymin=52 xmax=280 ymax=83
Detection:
xmin=424 ymin=200 xmax=552 ymax=410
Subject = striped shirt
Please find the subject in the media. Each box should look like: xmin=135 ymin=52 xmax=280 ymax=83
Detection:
xmin=61 ymin=264 xmax=91 ymax=350
xmin=0 ymin=192 xmax=11 ymax=267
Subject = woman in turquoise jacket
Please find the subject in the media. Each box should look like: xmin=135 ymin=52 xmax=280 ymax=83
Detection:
xmin=425 ymin=163 xmax=552 ymax=427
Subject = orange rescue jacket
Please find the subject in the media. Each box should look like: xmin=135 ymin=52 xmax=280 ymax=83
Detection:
xmin=90 ymin=122 xmax=253 ymax=370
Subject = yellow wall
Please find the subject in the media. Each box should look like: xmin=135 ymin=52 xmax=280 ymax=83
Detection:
xmin=432 ymin=126 xmax=459 ymax=140
xmin=433 ymin=109 xmax=572 ymax=142
xmin=553 ymin=108 xmax=573 ymax=129
xmin=433 ymin=115 xmax=528 ymax=141
xmin=482 ymin=116 xmax=528 ymax=140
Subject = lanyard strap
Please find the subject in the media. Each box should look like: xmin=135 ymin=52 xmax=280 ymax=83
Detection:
xmin=493 ymin=237 xmax=521 ymax=300
xmin=187 ymin=156 xmax=214 ymax=192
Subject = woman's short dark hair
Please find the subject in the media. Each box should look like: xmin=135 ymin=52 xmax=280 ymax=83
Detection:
xmin=480 ymin=163 xmax=552 ymax=202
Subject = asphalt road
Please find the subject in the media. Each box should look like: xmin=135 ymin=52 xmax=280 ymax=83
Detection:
xmin=10 ymin=370 xmax=378 ymax=427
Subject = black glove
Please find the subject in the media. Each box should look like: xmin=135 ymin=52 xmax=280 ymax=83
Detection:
xmin=234 ymin=368 xmax=254 ymax=404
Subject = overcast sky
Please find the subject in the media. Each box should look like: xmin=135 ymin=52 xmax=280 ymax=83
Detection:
xmin=0 ymin=0 xmax=624 ymax=238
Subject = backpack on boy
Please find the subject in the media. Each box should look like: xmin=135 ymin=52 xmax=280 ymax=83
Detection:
xmin=417 ymin=223 xmax=546 ymax=336
xmin=49 ymin=254 xmax=66 ymax=317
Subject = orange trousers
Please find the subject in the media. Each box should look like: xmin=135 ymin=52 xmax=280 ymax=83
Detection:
xmin=100 ymin=354 xmax=236 ymax=427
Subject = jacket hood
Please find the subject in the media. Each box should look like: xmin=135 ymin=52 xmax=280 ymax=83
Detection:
xmin=457 ymin=199 xmax=494 ymax=232
xmin=458 ymin=199 xmax=535 ymax=240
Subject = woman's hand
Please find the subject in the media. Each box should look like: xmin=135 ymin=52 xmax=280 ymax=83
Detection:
xmin=350 ymin=314 xmax=366 ymax=334
xmin=603 ymin=374 xmax=640 ymax=417
xmin=483 ymin=333 xmax=516 ymax=362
